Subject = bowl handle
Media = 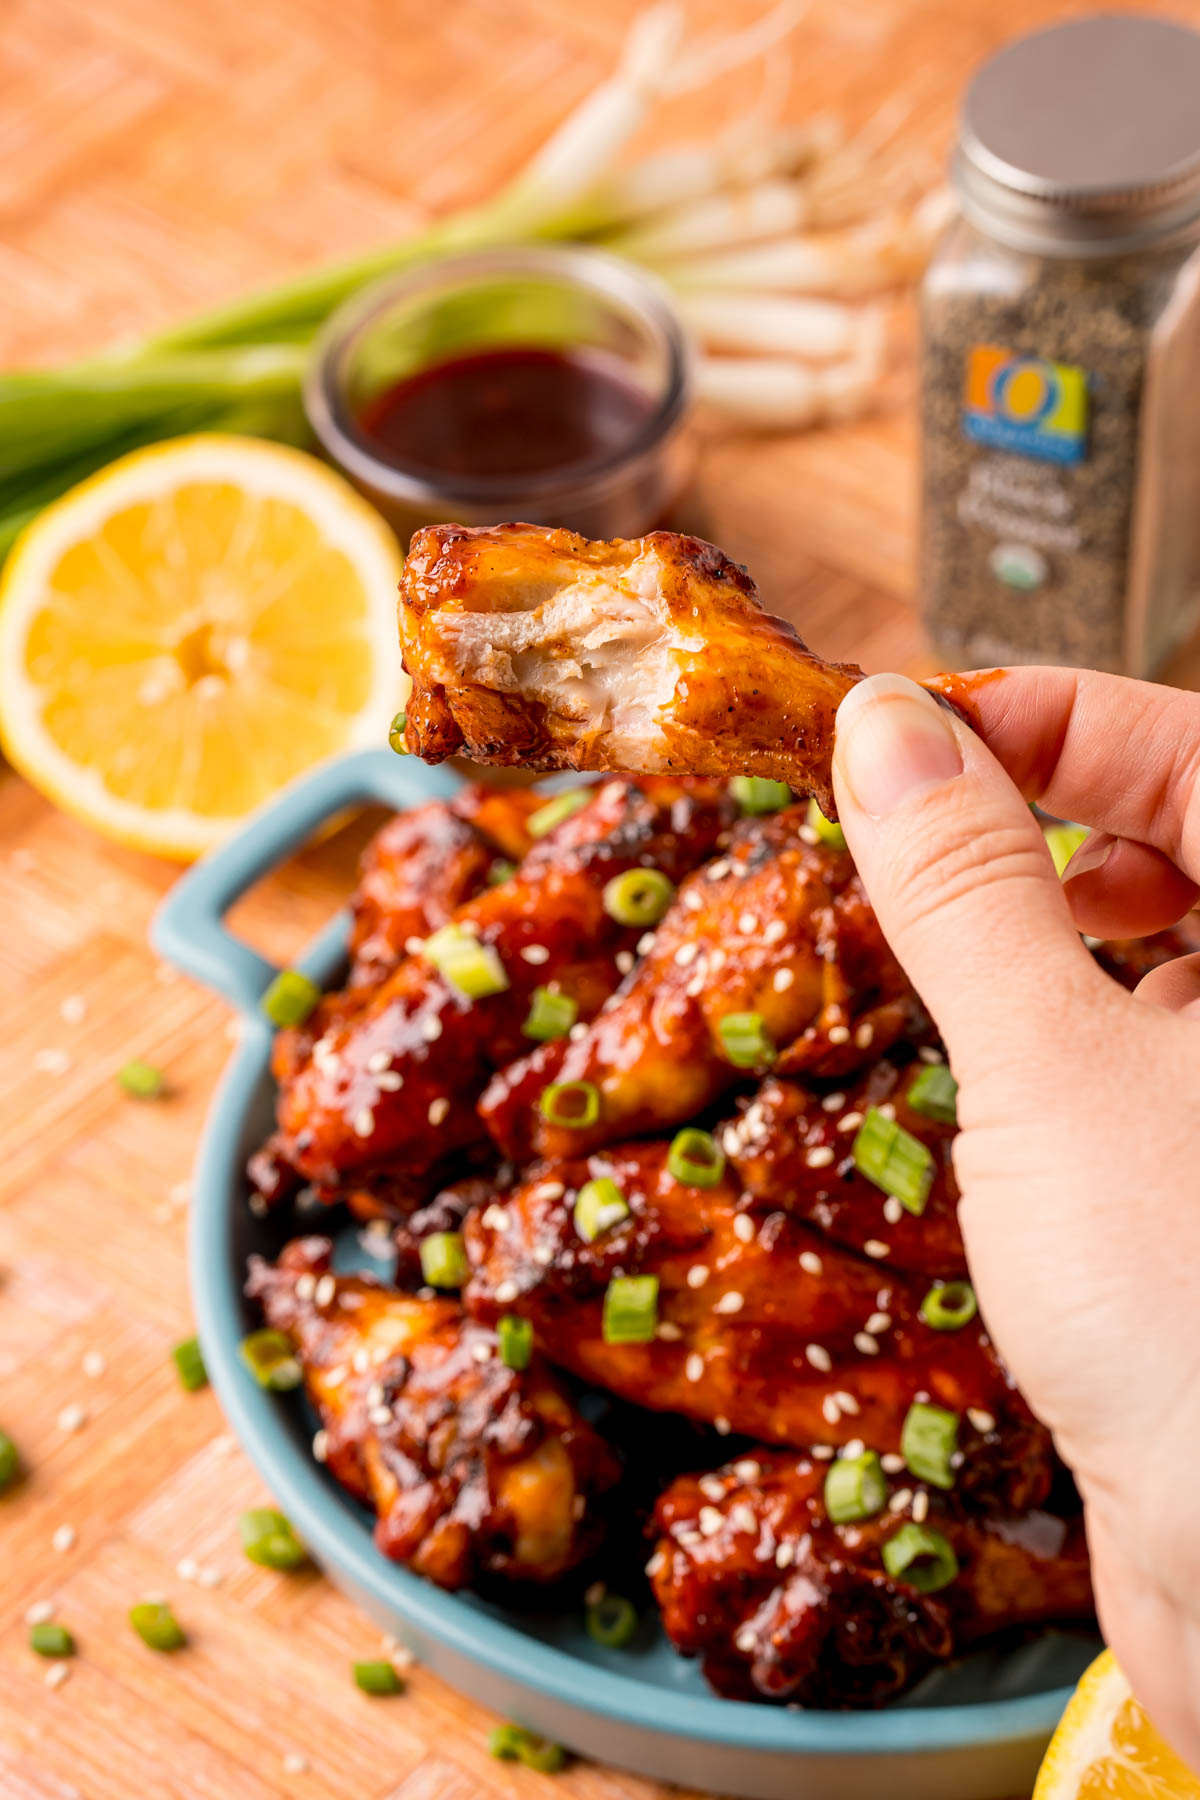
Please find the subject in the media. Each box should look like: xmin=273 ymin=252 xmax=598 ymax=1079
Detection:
xmin=150 ymin=747 xmax=459 ymax=1011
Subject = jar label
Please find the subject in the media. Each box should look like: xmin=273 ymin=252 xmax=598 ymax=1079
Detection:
xmin=962 ymin=345 xmax=1089 ymax=466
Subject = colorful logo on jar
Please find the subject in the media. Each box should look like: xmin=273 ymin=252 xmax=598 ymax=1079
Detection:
xmin=962 ymin=346 xmax=1089 ymax=465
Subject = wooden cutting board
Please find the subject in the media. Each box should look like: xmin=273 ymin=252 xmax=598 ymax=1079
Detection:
xmin=4 ymin=0 xmax=1197 ymax=1795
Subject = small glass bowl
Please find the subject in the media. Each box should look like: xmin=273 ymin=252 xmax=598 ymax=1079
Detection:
xmin=304 ymin=244 xmax=694 ymax=545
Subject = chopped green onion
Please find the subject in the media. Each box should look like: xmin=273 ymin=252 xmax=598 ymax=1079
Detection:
xmin=353 ymin=1658 xmax=403 ymax=1695
xmin=539 ymin=1080 xmax=600 ymax=1130
xmin=730 ymin=775 xmax=792 ymax=815
xmin=882 ymin=1522 xmax=959 ymax=1593
xmin=717 ymin=1012 xmax=776 ymax=1070
xmin=117 ymin=1059 xmax=166 ymax=1099
xmin=487 ymin=858 xmax=517 ymax=887
xmin=239 ymin=1328 xmax=303 ymax=1391
xmin=489 ymin=1724 xmax=567 ymax=1772
xmin=602 ymin=1274 xmax=658 ymax=1345
xmin=261 ymin=969 xmax=321 ymax=1028
xmin=666 ymin=1127 xmax=726 ymax=1188
xmin=573 ymin=1178 xmax=630 ymax=1244
xmin=419 ymin=1231 xmax=470 ymax=1289
xmin=423 ymin=925 xmax=509 ymax=1000
xmin=30 ymin=1622 xmax=74 ymax=1658
xmin=0 ymin=1429 xmax=19 ymax=1492
xmin=129 ymin=1601 xmax=187 ymax=1651
xmin=901 ymin=1401 xmax=959 ymax=1490
xmin=172 ymin=1336 xmax=208 ymax=1392
xmin=523 ymin=987 xmax=578 ymax=1041
xmin=388 ymin=710 xmax=409 ymax=754
xmin=586 ymin=1592 xmax=638 ymax=1648
xmin=920 ymin=1281 xmax=978 ymax=1333
xmin=824 ymin=1451 xmax=888 ymax=1524
xmin=907 ymin=1064 xmax=958 ymax=1127
xmin=497 ymin=1315 xmax=533 ymax=1371
xmin=239 ymin=1507 xmax=307 ymax=1571
xmin=1043 ymin=821 xmax=1088 ymax=878
xmin=807 ymin=798 xmax=847 ymax=850
xmin=602 ymin=867 xmax=675 ymax=927
xmin=851 ymin=1109 xmax=934 ymax=1215
xmin=528 ymin=789 xmax=590 ymax=839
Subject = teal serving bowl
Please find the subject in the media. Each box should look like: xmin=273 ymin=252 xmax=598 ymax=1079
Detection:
xmin=152 ymin=748 xmax=1099 ymax=1800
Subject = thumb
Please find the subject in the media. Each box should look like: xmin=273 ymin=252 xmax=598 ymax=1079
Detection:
xmin=831 ymin=673 xmax=1107 ymax=1089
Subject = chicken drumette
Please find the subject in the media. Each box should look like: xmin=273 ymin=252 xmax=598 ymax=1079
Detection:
xmin=247 ymin=1236 xmax=620 ymax=1588
xmin=649 ymin=1450 xmax=1093 ymax=1707
xmin=396 ymin=523 xmax=864 ymax=818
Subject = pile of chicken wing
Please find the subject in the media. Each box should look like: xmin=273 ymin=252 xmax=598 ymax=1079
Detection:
xmin=241 ymin=766 xmax=1149 ymax=1709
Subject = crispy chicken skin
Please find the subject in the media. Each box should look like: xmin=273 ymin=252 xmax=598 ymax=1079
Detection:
xmin=463 ymin=1144 xmax=1029 ymax=1460
xmin=649 ymin=1451 xmax=1093 ymax=1706
xmin=481 ymin=811 xmax=917 ymax=1163
xmin=726 ymin=1054 xmax=966 ymax=1278
xmin=246 ymin=1237 xmax=620 ymax=1588
xmin=397 ymin=523 xmax=863 ymax=818
xmin=267 ymin=776 xmax=735 ymax=1195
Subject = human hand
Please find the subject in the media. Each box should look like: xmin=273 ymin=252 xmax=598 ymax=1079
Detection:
xmin=831 ymin=667 xmax=1200 ymax=1768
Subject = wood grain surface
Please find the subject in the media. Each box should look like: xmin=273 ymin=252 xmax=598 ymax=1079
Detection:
xmin=4 ymin=1 xmax=1199 ymax=1796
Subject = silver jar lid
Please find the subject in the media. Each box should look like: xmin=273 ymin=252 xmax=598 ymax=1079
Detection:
xmin=954 ymin=14 xmax=1200 ymax=256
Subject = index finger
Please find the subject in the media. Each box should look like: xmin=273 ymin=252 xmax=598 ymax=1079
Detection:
xmin=929 ymin=666 xmax=1200 ymax=884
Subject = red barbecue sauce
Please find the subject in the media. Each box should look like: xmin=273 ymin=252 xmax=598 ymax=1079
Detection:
xmin=356 ymin=346 xmax=654 ymax=481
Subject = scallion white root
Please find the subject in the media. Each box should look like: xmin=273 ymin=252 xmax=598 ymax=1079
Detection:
xmin=677 ymin=292 xmax=884 ymax=361
xmin=695 ymin=311 xmax=886 ymax=425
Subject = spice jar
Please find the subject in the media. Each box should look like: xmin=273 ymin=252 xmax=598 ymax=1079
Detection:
xmin=919 ymin=15 xmax=1200 ymax=676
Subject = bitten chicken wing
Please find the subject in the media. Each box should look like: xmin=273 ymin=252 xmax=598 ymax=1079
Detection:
xmin=649 ymin=1451 xmax=1093 ymax=1707
xmin=263 ymin=775 xmax=735 ymax=1197
xmin=725 ymin=1050 xmax=966 ymax=1278
xmin=481 ymin=810 xmax=917 ymax=1164
xmin=464 ymin=1143 xmax=1029 ymax=1462
xmin=246 ymin=1236 xmax=620 ymax=1588
xmin=397 ymin=523 xmax=864 ymax=818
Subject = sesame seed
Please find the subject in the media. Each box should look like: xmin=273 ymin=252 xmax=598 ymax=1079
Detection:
xmin=805 ymin=1146 xmax=835 ymax=1169
xmin=683 ymin=889 xmax=703 ymax=912
xmin=968 ymin=1408 xmax=996 ymax=1433
xmin=45 ymin=1664 xmax=71 ymax=1691
xmin=674 ymin=941 xmax=699 ymax=968
xmin=685 ymin=973 xmax=705 ymax=997
xmin=585 ymin=1580 xmax=607 ymax=1607
xmin=729 ymin=1502 xmax=757 ymax=1534
xmin=853 ymin=1332 xmax=879 ymax=1356
xmin=881 ymin=1453 xmax=906 ymax=1474
xmin=837 ymin=1111 xmax=864 ymax=1134
xmin=531 ymin=1244 xmax=554 ymax=1267
xmin=864 ymin=1239 xmax=889 ymax=1259
xmin=656 ymin=1320 xmax=683 ymax=1341
xmin=615 ymin=951 xmax=635 ymax=975
xmin=714 ymin=1291 xmax=744 ymax=1315
xmin=949 ymin=1450 xmax=964 ymax=1469
xmin=572 ymin=1494 xmax=587 ymax=1520
xmin=706 ymin=860 xmax=731 ymax=881
xmin=376 ymin=1072 xmax=403 ymax=1090
xmin=772 ymin=968 xmax=795 ymax=993
xmin=732 ymin=1214 xmax=754 ymax=1243
xmin=421 ymin=1016 xmax=443 ymax=1043
xmin=353 ymin=1107 xmax=374 ymax=1138
xmin=315 ymin=1274 xmax=336 ymax=1308
xmin=866 ymin=1313 xmax=891 ymax=1335
xmin=882 ymin=1197 xmax=903 ymax=1225
xmin=25 ymin=1600 xmax=55 ymax=1625
xmin=364 ymin=1381 xmax=386 ymax=1407
xmin=283 ymin=1752 xmax=309 ymax=1775
xmin=918 ymin=1046 xmax=944 ymax=1064
xmin=312 ymin=1429 xmax=330 ymax=1463
xmin=520 ymin=945 xmax=550 ymax=965
xmin=834 ymin=1390 xmax=859 ymax=1415
xmin=776 ymin=1542 xmax=795 ymax=1569
xmin=735 ymin=1626 xmax=758 ymax=1654
xmin=645 ymin=1550 xmax=667 ymax=1579
xmin=82 ymin=1351 xmax=106 ymax=1378
xmin=685 ymin=1353 xmax=705 ymax=1383
xmin=494 ymin=1279 xmax=519 ymax=1304
xmin=388 ymin=1644 xmax=415 ymax=1670
xmin=737 ymin=913 xmax=758 ymax=935
xmin=763 ymin=920 xmax=787 ymax=945
xmin=732 ymin=1459 xmax=760 ymax=1483
xmin=821 ymin=1395 xmax=841 ymax=1425
xmin=686 ymin=1265 xmax=710 ymax=1289
xmin=532 ymin=1180 xmax=566 ymax=1203
xmin=368 ymin=1405 xmax=392 ymax=1427
xmin=481 ymin=1204 xmax=510 ymax=1232
xmin=714 ymin=1416 xmax=731 ymax=1435
xmin=840 ymin=1438 xmax=866 ymax=1460
xmin=427 ymin=1097 xmax=449 ymax=1126
xmin=799 ymin=1250 xmax=823 ymax=1276
xmin=296 ymin=1273 xmax=317 ymax=1300
xmin=699 ymin=1474 xmax=727 ymax=1501
xmin=52 ymin=1525 xmax=76 ymax=1553
xmin=405 ymin=936 xmax=425 ymax=956
xmin=854 ymin=1021 xmax=875 ymax=1048
xmin=698 ymin=1506 xmax=723 ymax=1537
xmin=637 ymin=932 xmax=657 ymax=955
xmin=912 ymin=1490 xmax=930 ymax=1524
xmin=57 ymin=1404 xmax=86 ymax=1434
xmin=248 ymin=1194 xmax=269 ymax=1218
xmin=821 ymin=1093 xmax=846 ymax=1113
xmin=889 ymin=1488 xmax=913 ymax=1514
xmin=568 ymin=1022 xmax=588 ymax=1041
xmin=60 ymin=995 xmax=87 ymax=1025
xmin=805 ymin=1343 xmax=832 ymax=1372
xmin=471 ymin=1342 xmax=492 ymax=1363
xmin=366 ymin=1050 xmax=391 ymax=1074
xmin=877 ymin=1103 xmax=896 ymax=1122
xmin=34 ymin=1048 xmax=71 ymax=1076
xmin=324 ymin=1364 xmax=347 ymax=1387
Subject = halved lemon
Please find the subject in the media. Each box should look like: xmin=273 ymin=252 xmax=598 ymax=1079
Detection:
xmin=1034 ymin=1649 xmax=1200 ymax=1799
xmin=0 ymin=435 xmax=406 ymax=859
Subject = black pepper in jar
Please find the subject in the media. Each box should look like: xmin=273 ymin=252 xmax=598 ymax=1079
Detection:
xmin=919 ymin=15 xmax=1200 ymax=678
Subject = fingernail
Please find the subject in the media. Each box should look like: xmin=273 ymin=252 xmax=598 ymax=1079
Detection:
xmin=1061 ymin=832 xmax=1113 ymax=880
xmin=834 ymin=673 xmax=964 ymax=819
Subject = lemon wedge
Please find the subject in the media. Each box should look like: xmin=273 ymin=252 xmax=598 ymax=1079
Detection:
xmin=1034 ymin=1649 xmax=1200 ymax=1800
xmin=0 ymin=435 xmax=406 ymax=859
